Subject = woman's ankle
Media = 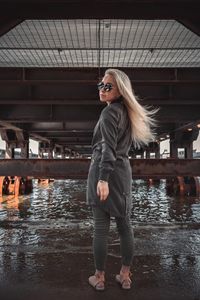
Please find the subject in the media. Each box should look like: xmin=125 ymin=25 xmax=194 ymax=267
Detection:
xmin=120 ymin=265 xmax=130 ymax=274
xmin=95 ymin=270 xmax=105 ymax=276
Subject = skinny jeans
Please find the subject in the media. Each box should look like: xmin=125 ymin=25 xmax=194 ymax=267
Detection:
xmin=92 ymin=206 xmax=134 ymax=271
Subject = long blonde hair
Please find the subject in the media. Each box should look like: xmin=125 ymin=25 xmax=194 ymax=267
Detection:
xmin=105 ymin=68 xmax=158 ymax=148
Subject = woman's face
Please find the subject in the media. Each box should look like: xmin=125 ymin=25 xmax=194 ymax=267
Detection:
xmin=98 ymin=74 xmax=121 ymax=103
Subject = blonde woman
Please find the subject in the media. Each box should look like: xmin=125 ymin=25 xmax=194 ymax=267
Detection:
xmin=87 ymin=69 xmax=156 ymax=291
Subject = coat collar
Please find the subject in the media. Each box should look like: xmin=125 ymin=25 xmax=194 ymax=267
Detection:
xmin=109 ymin=96 xmax=123 ymax=105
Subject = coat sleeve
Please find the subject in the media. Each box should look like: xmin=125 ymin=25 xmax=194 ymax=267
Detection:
xmin=98 ymin=106 xmax=120 ymax=181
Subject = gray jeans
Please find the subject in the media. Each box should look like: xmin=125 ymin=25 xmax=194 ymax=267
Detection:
xmin=92 ymin=206 xmax=134 ymax=271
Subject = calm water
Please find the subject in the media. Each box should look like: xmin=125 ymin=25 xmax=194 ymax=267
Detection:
xmin=0 ymin=179 xmax=200 ymax=225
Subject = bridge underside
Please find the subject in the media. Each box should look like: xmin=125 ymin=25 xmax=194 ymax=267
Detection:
xmin=0 ymin=67 xmax=199 ymax=156
xmin=0 ymin=0 xmax=199 ymax=159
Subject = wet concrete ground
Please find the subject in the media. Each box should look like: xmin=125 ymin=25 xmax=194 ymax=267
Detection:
xmin=0 ymin=220 xmax=200 ymax=300
xmin=0 ymin=180 xmax=200 ymax=300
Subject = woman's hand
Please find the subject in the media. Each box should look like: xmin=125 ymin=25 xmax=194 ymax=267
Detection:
xmin=97 ymin=180 xmax=109 ymax=201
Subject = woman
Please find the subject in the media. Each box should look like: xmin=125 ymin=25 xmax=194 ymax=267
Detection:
xmin=87 ymin=69 xmax=156 ymax=291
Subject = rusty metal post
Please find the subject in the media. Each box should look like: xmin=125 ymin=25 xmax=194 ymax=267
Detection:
xmin=0 ymin=176 xmax=4 ymax=197
xmin=14 ymin=176 xmax=20 ymax=197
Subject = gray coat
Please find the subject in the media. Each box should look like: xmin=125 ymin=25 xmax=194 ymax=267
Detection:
xmin=86 ymin=97 xmax=133 ymax=217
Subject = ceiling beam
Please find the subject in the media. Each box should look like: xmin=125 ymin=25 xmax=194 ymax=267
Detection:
xmin=0 ymin=104 xmax=199 ymax=123
xmin=0 ymin=1 xmax=199 ymax=19
xmin=0 ymin=68 xmax=200 ymax=106
xmin=0 ymin=67 xmax=200 ymax=81
xmin=0 ymin=99 xmax=199 ymax=105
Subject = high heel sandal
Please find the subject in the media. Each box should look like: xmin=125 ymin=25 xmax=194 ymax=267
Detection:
xmin=88 ymin=271 xmax=105 ymax=291
xmin=115 ymin=271 xmax=132 ymax=290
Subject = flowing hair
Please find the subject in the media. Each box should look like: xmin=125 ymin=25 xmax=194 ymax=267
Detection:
xmin=105 ymin=68 xmax=158 ymax=148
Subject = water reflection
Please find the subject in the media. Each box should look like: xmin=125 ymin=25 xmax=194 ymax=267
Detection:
xmin=131 ymin=179 xmax=200 ymax=224
xmin=0 ymin=179 xmax=200 ymax=224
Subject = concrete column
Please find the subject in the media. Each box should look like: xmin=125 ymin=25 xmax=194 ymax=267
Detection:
xmin=38 ymin=148 xmax=44 ymax=158
xmin=140 ymin=150 xmax=145 ymax=159
xmin=155 ymin=143 xmax=160 ymax=158
xmin=61 ymin=147 xmax=65 ymax=159
xmin=20 ymin=142 xmax=29 ymax=158
xmin=185 ymin=142 xmax=193 ymax=158
xmin=170 ymin=128 xmax=198 ymax=159
xmin=5 ymin=143 xmax=15 ymax=159
xmin=133 ymin=148 xmax=144 ymax=158
xmin=146 ymin=149 xmax=150 ymax=159
xmin=130 ymin=151 xmax=136 ymax=158
xmin=38 ymin=142 xmax=55 ymax=159
xmin=170 ymin=140 xmax=178 ymax=158
xmin=47 ymin=141 xmax=54 ymax=159
xmin=48 ymin=148 xmax=54 ymax=159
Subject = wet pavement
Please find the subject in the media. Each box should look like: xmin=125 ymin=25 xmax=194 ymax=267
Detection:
xmin=0 ymin=179 xmax=200 ymax=300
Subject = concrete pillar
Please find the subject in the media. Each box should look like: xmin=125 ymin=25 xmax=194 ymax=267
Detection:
xmin=47 ymin=148 xmax=54 ymax=159
xmin=133 ymin=148 xmax=144 ymax=158
xmin=1 ymin=129 xmax=16 ymax=159
xmin=145 ymin=142 xmax=160 ymax=159
xmin=155 ymin=143 xmax=160 ymax=158
xmin=20 ymin=142 xmax=29 ymax=158
xmin=185 ymin=142 xmax=193 ymax=158
xmin=170 ymin=140 xmax=178 ymax=158
xmin=5 ymin=143 xmax=15 ymax=159
xmin=130 ymin=152 xmax=136 ymax=158
xmin=170 ymin=128 xmax=198 ymax=159
xmin=15 ymin=131 xmax=29 ymax=158
xmin=155 ymin=147 xmax=160 ymax=159
xmin=140 ymin=150 xmax=145 ymax=159
xmin=146 ymin=149 xmax=150 ymax=159
xmin=61 ymin=147 xmax=65 ymax=159
xmin=38 ymin=141 xmax=55 ymax=158
xmin=1 ymin=130 xmax=30 ymax=159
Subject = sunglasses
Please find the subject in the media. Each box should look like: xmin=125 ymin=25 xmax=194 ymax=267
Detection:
xmin=97 ymin=82 xmax=113 ymax=92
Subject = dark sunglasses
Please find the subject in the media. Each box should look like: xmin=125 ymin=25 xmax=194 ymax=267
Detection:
xmin=97 ymin=82 xmax=113 ymax=92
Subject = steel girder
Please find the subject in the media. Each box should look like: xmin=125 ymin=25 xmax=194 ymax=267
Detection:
xmin=0 ymin=158 xmax=200 ymax=179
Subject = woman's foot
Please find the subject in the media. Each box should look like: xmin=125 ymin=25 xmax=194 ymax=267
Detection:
xmin=88 ymin=271 xmax=105 ymax=291
xmin=116 ymin=270 xmax=132 ymax=290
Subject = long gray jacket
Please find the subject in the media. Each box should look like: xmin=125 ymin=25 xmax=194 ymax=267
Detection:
xmin=86 ymin=97 xmax=133 ymax=217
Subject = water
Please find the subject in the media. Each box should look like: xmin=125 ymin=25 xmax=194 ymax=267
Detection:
xmin=0 ymin=179 xmax=200 ymax=225
xmin=130 ymin=179 xmax=200 ymax=224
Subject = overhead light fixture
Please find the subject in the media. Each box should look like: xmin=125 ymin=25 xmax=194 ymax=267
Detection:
xmin=187 ymin=128 xmax=192 ymax=131
xmin=197 ymin=124 xmax=200 ymax=128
